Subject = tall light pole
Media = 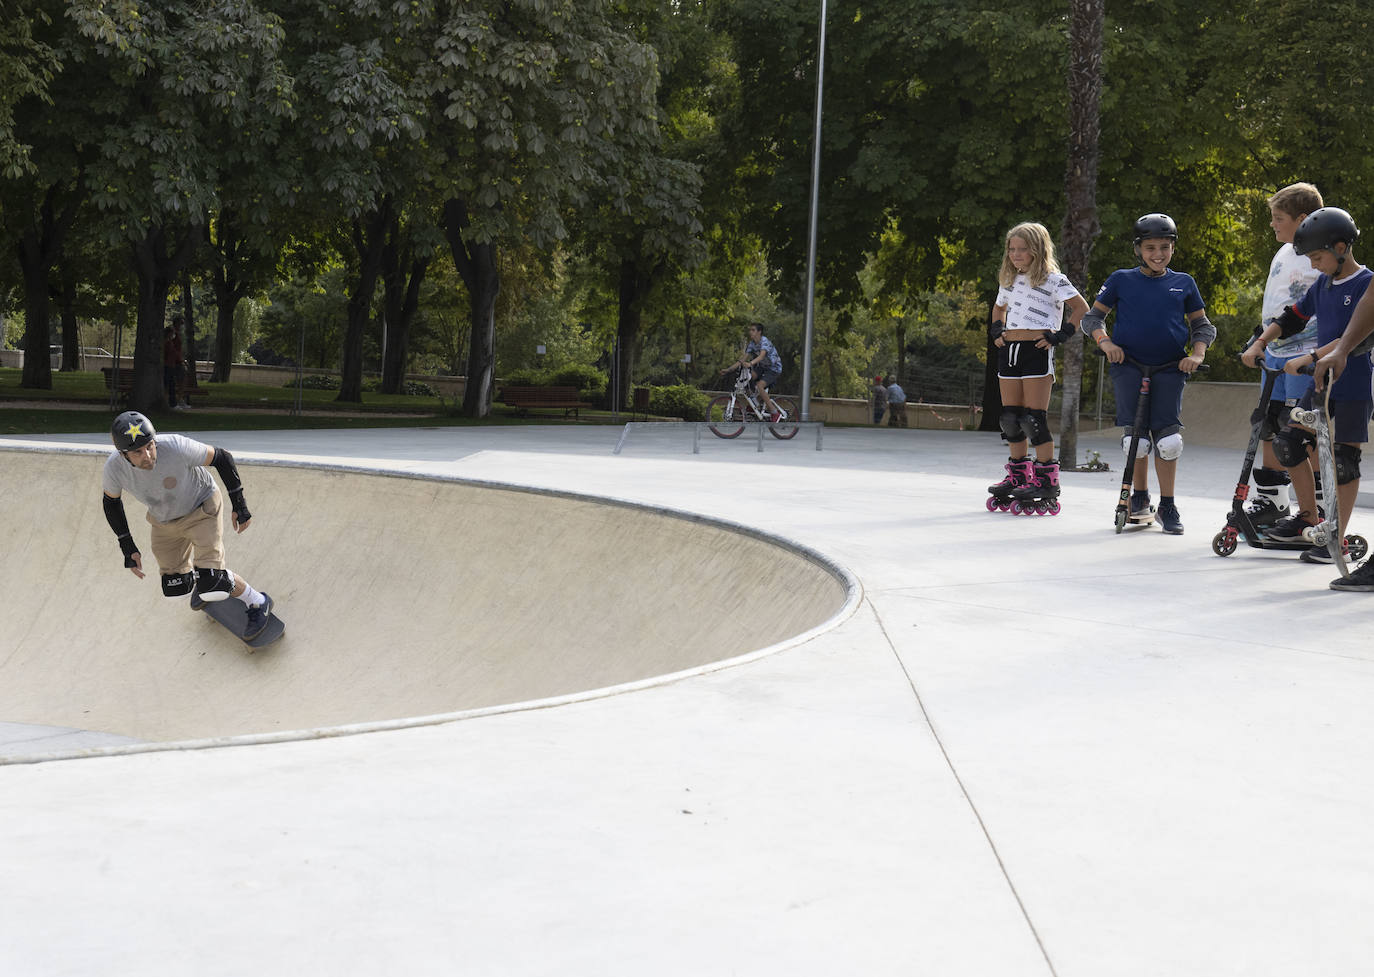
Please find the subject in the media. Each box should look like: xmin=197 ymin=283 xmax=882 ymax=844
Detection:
xmin=799 ymin=0 xmax=828 ymax=422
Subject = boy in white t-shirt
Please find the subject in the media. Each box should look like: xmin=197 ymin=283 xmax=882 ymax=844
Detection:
xmin=1240 ymin=182 xmax=1323 ymax=528
xmin=986 ymin=222 xmax=1090 ymax=514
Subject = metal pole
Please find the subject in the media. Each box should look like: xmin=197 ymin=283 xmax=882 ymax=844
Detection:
xmin=799 ymin=0 xmax=828 ymax=423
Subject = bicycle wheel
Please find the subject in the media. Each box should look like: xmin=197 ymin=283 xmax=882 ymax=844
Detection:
xmin=768 ymin=396 xmax=800 ymax=439
xmin=707 ymin=395 xmax=745 ymax=438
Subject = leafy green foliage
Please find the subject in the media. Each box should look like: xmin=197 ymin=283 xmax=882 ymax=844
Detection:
xmin=647 ymin=383 xmax=707 ymax=421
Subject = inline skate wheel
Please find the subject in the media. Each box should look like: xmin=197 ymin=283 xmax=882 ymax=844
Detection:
xmin=1046 ymin=501 xmax=1061 ymax=515
xmin=986 ymin=496 xmax=1000 ymax=512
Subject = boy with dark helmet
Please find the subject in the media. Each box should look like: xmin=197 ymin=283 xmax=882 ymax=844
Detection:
xmin=1084 ymin=213 xmax=1216 ymax=534
xmin=1251 ymin=207 xmax=1372 ymax=575
xmin=101 ymin=411 xmax=274 ymax=638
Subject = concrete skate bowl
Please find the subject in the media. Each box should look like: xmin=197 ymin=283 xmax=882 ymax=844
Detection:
xmin=0 ymin=449 xmax=855 ymax=761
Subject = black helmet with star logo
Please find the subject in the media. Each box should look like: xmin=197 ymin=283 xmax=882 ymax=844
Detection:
xmin=111 ymin=410 xmax=156 ymax=452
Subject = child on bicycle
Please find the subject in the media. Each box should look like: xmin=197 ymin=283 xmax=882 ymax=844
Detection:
xmin=721 ymin=322 xmax=785 ymax=420
xmin=1085 ymin=213 xmax=1215 ymax=534
xmin=986 ymin=221 xmax=1089 ymax=513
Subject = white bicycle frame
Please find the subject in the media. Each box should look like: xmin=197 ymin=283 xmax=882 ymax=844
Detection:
xmin=725 ymin=367 xmax=778 ymax=420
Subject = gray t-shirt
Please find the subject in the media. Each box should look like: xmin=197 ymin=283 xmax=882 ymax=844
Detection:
xmin=103 ymin=433 xmax=216 ymax=524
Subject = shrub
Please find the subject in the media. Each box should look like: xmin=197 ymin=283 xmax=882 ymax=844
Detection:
xmin=283 ymin=374 xmax=340 ymax=390
xmin=649 ymin=384 xmax=707 ymax=421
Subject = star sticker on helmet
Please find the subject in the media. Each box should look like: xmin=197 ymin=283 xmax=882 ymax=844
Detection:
xmin=124 ymin=422 xmax=144 ymax=440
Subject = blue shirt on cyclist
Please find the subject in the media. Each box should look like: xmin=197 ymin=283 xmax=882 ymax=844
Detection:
xmin=747 ymin=333 xmax=782 ymax=375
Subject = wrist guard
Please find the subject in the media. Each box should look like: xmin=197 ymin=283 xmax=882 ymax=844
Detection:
xmin=211 ymin=447 xmax=251 ymax=521
xmin=989 ymin=319 xmax=1006 ymax=342
xmin=1045 ymin=320 xmax=1077 ymax=346
xmin=102 ymin=494 xmax=140 ymax=567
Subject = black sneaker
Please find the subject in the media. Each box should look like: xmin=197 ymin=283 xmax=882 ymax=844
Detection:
xmin=189 ymin=584 xmax=206 ymax=611
xmin=1157 ymin=501 xmax=1184 ymax=535
xmin=1299 ymin=544 xmax=1336 ymax=564
xmin=243 ymin=594 xmax=274 ymax=640
xmin=1331 ymin=559 xmax=1374 ymax=592
xmin=1265 ymin=512 xmax=1319 ymax=542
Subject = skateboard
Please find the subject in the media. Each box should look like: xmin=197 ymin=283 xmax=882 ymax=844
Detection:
xmin=200 ymin=596 xmax=285 ymax=649
xmin=1290 ymin=381 xmax=1352 ymax=578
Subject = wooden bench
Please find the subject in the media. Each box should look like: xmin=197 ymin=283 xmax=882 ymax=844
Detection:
xmin=102 ymin=367 xmax=211 ymax=405
xmin=498 ymin=384 xmax=592 ymax=418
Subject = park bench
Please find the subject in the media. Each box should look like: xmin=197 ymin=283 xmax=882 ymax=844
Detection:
xmin=102 ymin=367 xmax=211 ymax=405
xmin=498 ymin=384 xmax=592 ymax=418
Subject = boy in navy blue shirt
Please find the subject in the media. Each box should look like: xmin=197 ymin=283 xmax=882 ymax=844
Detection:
xmin=1083 ymin=213 xmax=1216 ymax=534
xmin=1253 ymin=208 xmax=1372 ymax=581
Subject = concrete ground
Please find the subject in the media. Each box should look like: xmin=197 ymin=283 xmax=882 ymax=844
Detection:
xmin=3 ymin=421 xmax=1374 ymax=977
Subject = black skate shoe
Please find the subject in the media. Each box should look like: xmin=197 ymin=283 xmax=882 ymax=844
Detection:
xmin=1243 ymin=496 xmax=1284 ymax=529
xmin=1265 ymin=511 xmax=1320 ymax=543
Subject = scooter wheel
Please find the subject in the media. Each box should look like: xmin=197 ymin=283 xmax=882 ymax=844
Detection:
xmin=1347 ymin=535 xmax=1369 ymax=561
xmin=1114 ymin=509 xmax=1128 ymax=533
xmin=1212 ymin=531 xmax=1238 ymax=557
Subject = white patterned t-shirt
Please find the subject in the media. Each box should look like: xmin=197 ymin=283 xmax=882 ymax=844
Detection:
xmin=996 ymin=272 xmax=1083 ymax=337
xmin=1264 ymin=243 xmax=1320 ymax=356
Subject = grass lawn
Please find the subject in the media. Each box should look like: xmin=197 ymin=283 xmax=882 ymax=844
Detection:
xmin=0 ymin=368 xmax=631 ymax=434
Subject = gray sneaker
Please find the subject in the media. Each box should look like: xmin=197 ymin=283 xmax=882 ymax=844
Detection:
xmin=1331 ymin=560 xmax=1374 ymax=592
xmin=1157 ymin=501 xmax=1184 ymax=535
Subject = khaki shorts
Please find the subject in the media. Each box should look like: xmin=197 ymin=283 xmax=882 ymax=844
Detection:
xmin=149 ymin=491 xmax=225 ymax=574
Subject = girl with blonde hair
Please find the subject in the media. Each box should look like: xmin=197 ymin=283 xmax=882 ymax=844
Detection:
xmin=986 ymin=222 xmax=1090 ymax=515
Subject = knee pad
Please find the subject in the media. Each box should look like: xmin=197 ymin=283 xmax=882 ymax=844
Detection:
xmin=1022 ymin=409 xmax=1052 ymax=446
xmin=194 ymin=567 xmax=235 ymax=602
xmin=999 ymin=407 xmax=1026 ymax=443
xmin=1336 ymin=444 xmax=1362 ymax=485
xmin=161 ymin=571 xmax=195 ymax=598
xmin=1273 ymin=429 xmax=1311 ymax=468
xmin=1155 ymin=432 xmax=1184 ymax=461
xmin=1122 ymin=433 xmax=1152 ymax=460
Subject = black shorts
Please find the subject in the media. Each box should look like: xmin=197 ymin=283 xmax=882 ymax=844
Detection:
xmin=997 ymin=341 xmax=1052 ymax=380
xmin=752 ymin=367 xmax=781 ymax=390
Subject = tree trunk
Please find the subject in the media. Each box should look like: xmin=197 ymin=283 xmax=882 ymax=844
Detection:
xmin=339 ymin=197 xmax=393 ymax=403
xmin=443 ymin=199 xmax=500 ymax=418
xmin=1057 ymin=0 xmax=1104 ymax=468
xmin=978 ymin=302 xmax=1004 ymax=432
xmin=129 ymin=223 xmax=201 ymax=414
xmin=18 ymin=230 xmax=53 ymax=390
xmin=59 ymin=253 xmax=80 ymax=371
xmin=380 ymin=221 xmax=430 ymax=395
xmin=18 ymin=178 xmax=84 ymax=388
xmin=612 ymin=256 xmax=657 ymax=411
xmin=181 ymin=267 xmax=198 ymax=386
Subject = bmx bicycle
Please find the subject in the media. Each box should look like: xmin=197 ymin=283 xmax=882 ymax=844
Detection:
xmin=707 ymin=367 xmax=800 ymax=440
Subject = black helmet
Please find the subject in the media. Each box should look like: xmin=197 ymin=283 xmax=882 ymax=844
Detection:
xmin=1292 ymin=207 xmax=1360 ymax=256
xmin=1132 ymin=213 xmax=1178 ymax=244
xmin=111 ymin=410 xmax=156 ymax=452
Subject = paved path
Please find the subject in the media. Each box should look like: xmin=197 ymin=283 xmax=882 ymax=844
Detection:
xmin=2 ymin=424 xmax=1372 ymax=977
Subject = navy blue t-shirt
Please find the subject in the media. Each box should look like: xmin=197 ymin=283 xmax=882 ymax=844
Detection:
xmin=1094 ymin=268 xmax=1205 ymax=365
xmin=1295 ymin=267 xmax=1373 ymax=402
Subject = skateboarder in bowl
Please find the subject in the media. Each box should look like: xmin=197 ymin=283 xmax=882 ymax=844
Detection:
xmin=101 ymin=410 xmax=274 ymax=638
